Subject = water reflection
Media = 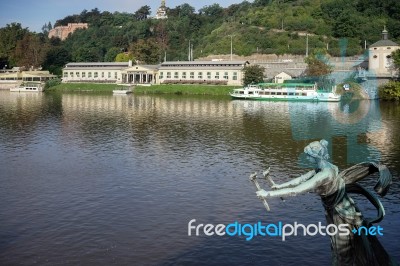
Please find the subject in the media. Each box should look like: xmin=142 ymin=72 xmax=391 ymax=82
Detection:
xmin=0 ymin=91 xmax=399 ymax=265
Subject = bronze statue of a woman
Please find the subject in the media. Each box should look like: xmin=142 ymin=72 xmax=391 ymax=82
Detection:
xmin=256 ymin=140 xmax=397 ymax=266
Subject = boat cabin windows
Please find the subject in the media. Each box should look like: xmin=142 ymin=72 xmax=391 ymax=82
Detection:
xmin=301 ymin=92 xmax=307 ymax=96
xmin=271 ymin=92 xmax=276 ymax=95
xmin=277 ymin=92 xmax=282 ymax=95
xmin=288 ymin=92 xmax=294 ymax=96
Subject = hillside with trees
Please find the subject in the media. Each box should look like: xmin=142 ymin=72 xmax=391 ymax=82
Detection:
xmin=0 ymin=0 xmax=399 ymax=75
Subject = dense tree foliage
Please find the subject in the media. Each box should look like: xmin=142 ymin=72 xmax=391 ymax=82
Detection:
xmin=392 ymin=50 xmax=400 ymax=71
xmin=0 ymin=0 xmax=399 ymax=74
xmin=243 ymin=65 xmax=265 ymax=85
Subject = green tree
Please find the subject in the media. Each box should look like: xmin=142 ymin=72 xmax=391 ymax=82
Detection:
xmin=0 ymin=23 xmax=29 ymax=67
xmin=134 ymin=5 xmax=151 ymax=20
xmin=391 ymin=49 xmax=400 ymax=71
xmin=104 ymin=47 xmax=121 ymax=61
xmin=130 ymin=38 xmax=161 ymax=64
xmin=43 ymin=47 xmax=71 ymax=75
xmin=14 ymin=33 xmax=49 ymax=68
xmin=243 ymin=65 xmax=265 ymax=86
xmin=115 ymin=52 xmax=135 ymax=62
xmin=304 ymin=52 xmax=333 ymax=77
xmin=199 ymin=4 xmax=224 ymax=17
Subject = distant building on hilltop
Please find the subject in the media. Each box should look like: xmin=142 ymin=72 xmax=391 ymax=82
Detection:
xmin=48 ymin=23 xmax=88 ymax=41
xmin=155 ymin=0 xmax=168 ymax=19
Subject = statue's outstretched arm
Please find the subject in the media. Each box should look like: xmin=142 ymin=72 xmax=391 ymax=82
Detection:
xmin=272 ymin=169 xmax=316 ymax=189
xmin=257 ymin=170 xmax=331 ymax=198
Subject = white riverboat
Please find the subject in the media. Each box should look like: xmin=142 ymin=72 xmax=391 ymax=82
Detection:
xmin=230 ymin=83 xmax=341 ymax=102
xmin=10 ymin=82 xmax=44 ymax=92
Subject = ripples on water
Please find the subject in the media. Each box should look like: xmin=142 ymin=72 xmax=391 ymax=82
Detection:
xmin=0 ymin=91 xmax=399 ymax=265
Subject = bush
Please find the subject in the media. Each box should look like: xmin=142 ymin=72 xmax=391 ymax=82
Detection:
xmin=379 ymin=81 xmax=400 ymax=101
xmin=45 ymin=78 xmax=62 ymax=89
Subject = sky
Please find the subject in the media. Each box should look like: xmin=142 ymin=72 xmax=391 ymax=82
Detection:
xmin=0 ymin=0 xmax=246 ymax=33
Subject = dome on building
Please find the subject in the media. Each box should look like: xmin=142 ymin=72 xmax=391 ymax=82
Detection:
xmin=370 ymin=26 xmax=399 ymax=48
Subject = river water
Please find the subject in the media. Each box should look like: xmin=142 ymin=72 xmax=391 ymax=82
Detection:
xmin=0 ymin=91 xmax=399 ymax=265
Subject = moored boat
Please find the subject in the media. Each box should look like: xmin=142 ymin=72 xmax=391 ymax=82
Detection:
xmin=113 ymin=86 xmax=133 ymax=95
xmin=10 ymin=82 xmax=44 ymax=92
xmin=230 ymin=83 xmax=340 ymax=102
xmin=113 ymin=88 xmax=132 ymax=94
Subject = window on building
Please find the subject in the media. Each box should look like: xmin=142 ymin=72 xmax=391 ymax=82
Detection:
xmin=174 ymin=72 xmax=179 ymax=79
xmin=70 ymin=72 xmax=74 ymax=77
xmin=115 ymin=72 xmax=118 ymax=79
xmin=223 ymin=72 xmax=228 ymax=79
xmin=233 ymin=72 xmax=238 ymax=80
xmin=198 ymin=72 xmax=203 ymax=79
xmin=160 ymin=72 xmax=164 ymax=79
xmin=82 ymin=72 xmax=86 ymax=78
xmin=207 ymin=72 xmax=211 ymax=79
xmin=88 ymin=72 xmax=92 ymax=78
xmin=76 ymin=72 xmax=80 ymax=77
xmin=167 ymin=72 xmax=171 ymax=79
xmin=108 ymin=72 xmax=111 ymax=78
xmin=101 ymin=72 xmax=104 ymax=78
xmin=190 ymin=72 xmax=194 ymax=79
xmin=182 ymin=72 xmax=187 ymax=79
xmin=63 ymin=72 xmax=68 ymax=78
xmin=94 ymin=72 xmax=98 ymax=78
xmin=215 ymin=72 xmax=220 ymax=79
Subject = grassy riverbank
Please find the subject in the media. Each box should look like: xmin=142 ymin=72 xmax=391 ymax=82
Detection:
xmin=46 ymin=82 xmax=239 ymax=95
xmin=133 ymin=84 xmax=238 ymax=95
xmin=46 ymin=83 xmax=118 ymax=92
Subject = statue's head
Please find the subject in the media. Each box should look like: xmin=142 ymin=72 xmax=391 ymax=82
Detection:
xmin=304 ymin=139 xmax=329 ymax=161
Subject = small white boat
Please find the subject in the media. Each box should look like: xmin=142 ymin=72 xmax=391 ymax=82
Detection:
xmin=10 ymin=82 xmax=44 ymax=92
xmin=113 ymin=87 xmax=133 ymax=94
xmin=230 ymin=83 xmax=340 ymax=102
xmin=113 ymin=89 xmax=132 ymax=95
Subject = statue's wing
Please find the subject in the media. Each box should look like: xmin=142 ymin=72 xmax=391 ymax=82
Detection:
xmin=339 ymin=162 xmax=393 ymax=197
